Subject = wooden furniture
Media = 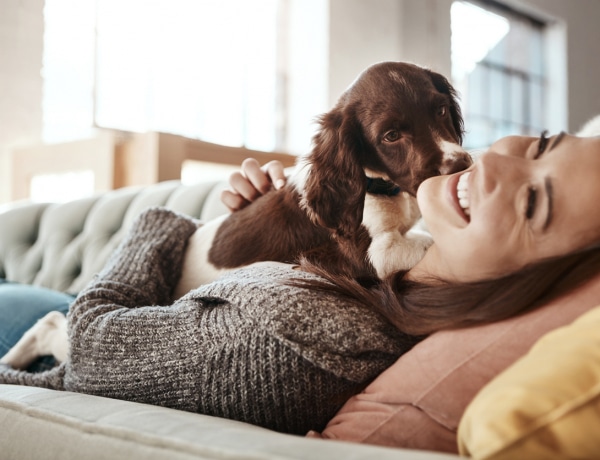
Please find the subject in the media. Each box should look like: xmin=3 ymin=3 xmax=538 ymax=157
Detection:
xmin=9 ymin=130 xmax=297 ymax=201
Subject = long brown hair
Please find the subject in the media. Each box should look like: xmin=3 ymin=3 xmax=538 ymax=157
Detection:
xmin=293 ymin=245 xmax=600 ymax=336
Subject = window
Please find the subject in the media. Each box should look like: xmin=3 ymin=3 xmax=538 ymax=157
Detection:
xmin=42 ymin=0 xmax=96 ymax=143
xmin=39 ymin=0 xmax=328 ymax=201
xmin=94 ymin=0 xmax=282 ymax=151
xmin=451 ymin=0 xmax=546 ymax=150
xmin=43 ymin=0 xmax=324 ymax=153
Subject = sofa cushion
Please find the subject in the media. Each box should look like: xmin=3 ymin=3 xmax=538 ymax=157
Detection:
xmin=458 ymin=304 xmax=600 ymax=459
xmin=314 ymin=271 xmax=600 ymax=453
xmin=0 ymin=385 xmax=460 ymax=460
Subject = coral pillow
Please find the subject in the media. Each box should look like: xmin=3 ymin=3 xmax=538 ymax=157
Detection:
xmin=312 ymin=271 xmax=600 ymax=453
xmin=458 ymin=304 xmax=600 ymax=459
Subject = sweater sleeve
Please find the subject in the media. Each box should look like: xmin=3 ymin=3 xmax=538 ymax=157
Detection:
xmin=0 ymin=362 xmax=65 ymax=388
xmin=64 ymin=207 xmax=204 ymax=411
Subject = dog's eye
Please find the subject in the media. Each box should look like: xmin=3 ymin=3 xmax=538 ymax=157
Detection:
xmin=383 ymin=130 xmax=400 ymax=142
xmin=437 ymin=105 xmax=448 ymax=117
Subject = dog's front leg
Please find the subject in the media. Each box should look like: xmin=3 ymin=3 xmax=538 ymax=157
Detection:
xmin=369 ymin=229 xmax=433 ymax=278
xmin=363 ymin=193 xmax=430 ymax=277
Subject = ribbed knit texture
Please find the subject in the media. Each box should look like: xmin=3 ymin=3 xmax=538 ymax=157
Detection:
xmin=0 ymin=208 xmax=419 ymax=434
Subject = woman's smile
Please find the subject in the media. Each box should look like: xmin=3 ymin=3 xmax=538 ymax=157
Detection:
xmin=456 ymin=171 xmax=471 ymax=219
xmin=446 ymin=170 xmax=471 ymax=223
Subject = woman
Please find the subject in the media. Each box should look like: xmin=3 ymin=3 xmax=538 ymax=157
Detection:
xmin=229 ymin=132 xmax=600 ymax=334
xmin=1 ymin=131 xmax=600 ymax=434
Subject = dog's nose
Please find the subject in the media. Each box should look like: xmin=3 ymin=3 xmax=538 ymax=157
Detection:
xmin=440 ymin=150 xmax=473 ymax=175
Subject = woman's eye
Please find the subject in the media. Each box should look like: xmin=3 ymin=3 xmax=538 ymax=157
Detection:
xmin=437 ymin=106 xmax=447 ymax=117
xmin=526 ymin=185 xmax=538 ymax=219
xmin=534 ymin=130 xmax=549 ymax=159
xmin=383 ymin=130 xmax=400 ymax=142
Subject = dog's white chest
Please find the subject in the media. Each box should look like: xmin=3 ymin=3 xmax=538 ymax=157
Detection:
xmin=362 ymin=193 xmax=432 ymax=278
xmin=174 ymin=215 xmax=230 ymax=299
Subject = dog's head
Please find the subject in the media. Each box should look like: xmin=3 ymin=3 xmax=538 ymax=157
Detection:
xmin=302 ymin=61 xmax=472 ymax=237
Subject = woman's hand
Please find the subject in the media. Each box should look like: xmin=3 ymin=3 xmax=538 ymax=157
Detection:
xmin=221 ymin=158 xmax=287 ymax=212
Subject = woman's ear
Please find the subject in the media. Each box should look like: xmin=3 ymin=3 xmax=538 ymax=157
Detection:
xmin=303 ymin=107 xmax=367 ymax=238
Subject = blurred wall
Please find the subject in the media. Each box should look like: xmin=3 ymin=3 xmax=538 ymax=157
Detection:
xmin=0 ymin=0 xmax=44 ymax=204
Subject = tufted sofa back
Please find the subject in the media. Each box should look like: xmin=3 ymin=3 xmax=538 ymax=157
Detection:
xmin=0 ymin=180 xmax=230 ymax=294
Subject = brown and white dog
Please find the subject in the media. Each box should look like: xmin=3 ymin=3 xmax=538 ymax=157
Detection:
xmin=176 ymin=61 xmax=471 ymax=294
xmin=1 ymin=61 xmax=471 ymax=369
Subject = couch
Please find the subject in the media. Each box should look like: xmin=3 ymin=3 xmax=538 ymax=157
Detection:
xmin=0 ymin=180 xmax=459 ymax=460
xmin=1 ymin=178 xmax=600 ymax=459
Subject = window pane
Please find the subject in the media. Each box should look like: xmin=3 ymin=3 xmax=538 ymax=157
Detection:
xmin=510 ymin=76 xmax=525 ymax=126
xmin=468 ymin=65 xmax=488 ymax=118
xmin=529 ymin=80 xmax=544 ymax=135
xmin=489 ymin=68 xmax=506 ymax=123
xmin=451 ymin=0 xmax=546 ymax=149
xmin=43 ymin=0 xmax=96 ymax=142
xmin=94 ymin=0 xmax=279 ymax=150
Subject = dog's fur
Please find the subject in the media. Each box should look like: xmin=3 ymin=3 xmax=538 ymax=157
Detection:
xmin=1 ymin=61 xmax=471 ymax=369
xmin=175 ymin=62 xmax=470 ymax=294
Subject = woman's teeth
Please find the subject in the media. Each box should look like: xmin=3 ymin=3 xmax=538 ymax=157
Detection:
xmin=457 ymin=171 xmax=471 ymax=216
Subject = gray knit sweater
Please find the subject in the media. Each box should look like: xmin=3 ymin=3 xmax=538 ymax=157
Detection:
xmin=0 ymin=208 xmax=419 ymax=434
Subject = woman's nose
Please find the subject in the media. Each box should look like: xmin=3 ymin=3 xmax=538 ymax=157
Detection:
xmin=488 ymin=135 xmax=535 ymax=157
xmin=477 ymin=151 xmax=527 ymax=194
xmin=476 ymin=135 xmax=534 ymax=193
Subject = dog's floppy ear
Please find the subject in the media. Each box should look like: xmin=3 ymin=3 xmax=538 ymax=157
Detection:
xmin=427 ymin=70 xmax=465 ymax=144
xmin=303 ymin=106 xmax=367 ymax=238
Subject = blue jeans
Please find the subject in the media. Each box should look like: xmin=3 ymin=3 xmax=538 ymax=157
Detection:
xmin=0 ymin=279 xmax=74 ymax=371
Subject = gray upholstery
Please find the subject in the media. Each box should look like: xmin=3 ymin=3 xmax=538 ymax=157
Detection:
xmin=0 ymin=180 xmax=229 ymax=293
xmin=0 ymin=385 xmax=459 ymax=460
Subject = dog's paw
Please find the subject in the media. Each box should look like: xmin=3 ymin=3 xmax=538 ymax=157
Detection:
xmin=405 ymin=228 xmax=434 ymax=252
xmin=369 ymin=230 xmax=432 ymax=278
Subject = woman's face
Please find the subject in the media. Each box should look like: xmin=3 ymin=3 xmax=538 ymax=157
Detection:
xmin=416 ymin=133 xmax=600 ymax=282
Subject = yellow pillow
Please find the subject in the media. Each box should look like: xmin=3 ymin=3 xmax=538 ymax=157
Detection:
xmin=458 ymin=304 xmax=600 ymax=459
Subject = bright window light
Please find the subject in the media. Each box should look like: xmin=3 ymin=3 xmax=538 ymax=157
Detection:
xmin=451 ymin=0 xmax=546 ymax=149
xmin=42 ymin=0 xmax=96 ymax=143
xmin=43 ymin=0 xmax=281 ymax=151
xmin=451 ymin=1 xmax=509 ymax=82
xmin=94 ymin=0 xmax=279 ymax=151
xmin=30 ymin=170 xmax=95 ymax=203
